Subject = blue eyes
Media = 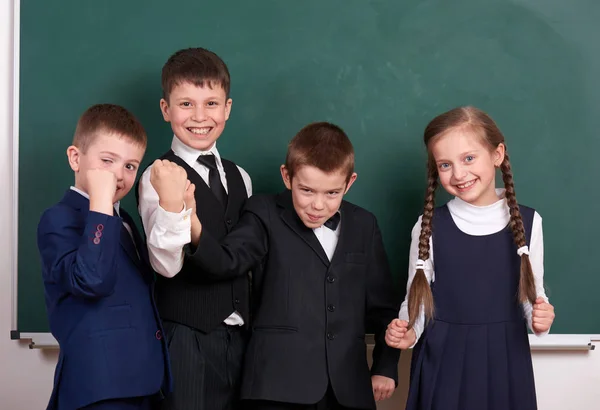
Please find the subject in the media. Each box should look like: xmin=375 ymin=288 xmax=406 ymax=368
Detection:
xmin=438 ymin=156 xmax=475 ymax=170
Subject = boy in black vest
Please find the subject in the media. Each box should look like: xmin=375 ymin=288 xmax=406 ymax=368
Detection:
xmin=137 ymin=47 xmax=252 ymax=410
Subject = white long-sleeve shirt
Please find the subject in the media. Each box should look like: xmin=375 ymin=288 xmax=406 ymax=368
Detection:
xmin=137 ymin=136 xmax=252 ymax=326
xmin=398 ymin=189 xmax=550 ymax=346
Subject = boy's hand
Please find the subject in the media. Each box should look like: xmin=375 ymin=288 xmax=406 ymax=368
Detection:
xmin=87 ymin=169 xmax=117 ymax=215
xmin=184 ymin=180 xmax=196 ymax=215
xmin=532 ymin=297 xmax=555 ymax=333
xmin=371 ymin=375 xmax=395 ymax=401
xmin=385 ymin=319 xmax=416 ymax=350
xmin=150 ymin=160 xmax=187 ymax=212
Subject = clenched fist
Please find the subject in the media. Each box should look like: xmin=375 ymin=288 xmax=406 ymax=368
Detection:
xmin=385 ymin=319 xmax=416 ymax=350
xmin=150 ymin=159 xmax=188 ymax=212
xmin=532 ymin=297 xmax=555 ymax=334
xmin=87 ymin=169 xmax=117 ymax=215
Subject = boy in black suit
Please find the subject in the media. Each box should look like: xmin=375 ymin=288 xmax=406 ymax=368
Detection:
xmin=154 ymin=122 xmax=400 ymax=409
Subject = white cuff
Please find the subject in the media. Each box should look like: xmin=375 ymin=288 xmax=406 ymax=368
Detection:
xmin=155 ymin=203 xmax=193 ymax=232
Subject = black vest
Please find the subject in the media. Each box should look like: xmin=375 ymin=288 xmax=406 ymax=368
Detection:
xmin=137 ymin=150 xmax=250 ymax=333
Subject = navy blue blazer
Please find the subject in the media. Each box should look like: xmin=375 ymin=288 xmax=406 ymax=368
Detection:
xmin=37 ymin=189 xmax=171 ymax=410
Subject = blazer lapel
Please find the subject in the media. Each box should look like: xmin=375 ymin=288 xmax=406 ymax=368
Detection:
xmin=119 ymin=209 xmax=147 ymax=271
xmin=277 ymin=192 xmax=330 ymax=266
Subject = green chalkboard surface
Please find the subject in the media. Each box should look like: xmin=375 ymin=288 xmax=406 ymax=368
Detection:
xmin=15 ymin=0 xmax=600 ymax=335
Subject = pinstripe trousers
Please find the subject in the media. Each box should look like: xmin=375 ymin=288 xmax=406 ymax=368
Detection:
xmin=160 ymin=320 xmax=247 ymax=410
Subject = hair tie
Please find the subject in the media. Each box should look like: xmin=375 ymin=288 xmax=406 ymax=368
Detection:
xmin=517 ymin=246 xmax=529 ymax=256
xmin=416 ymin=259 xmax=426 ymax=270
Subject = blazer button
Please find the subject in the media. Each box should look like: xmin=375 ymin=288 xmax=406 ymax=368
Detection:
xmin=155 ymin=330 xmax=162 ymax=340
xmin=327 ymin=332 xmax=335 ymax=340
xmin=234 ymin=298 xmax=240 ymax=304
xmin=327 ymin=275 xmax=335 ymax=283
xmin=327 ymin=304 xmax=335 ymax=312
xmin=226 ymin=219 xmax=232 ymax=226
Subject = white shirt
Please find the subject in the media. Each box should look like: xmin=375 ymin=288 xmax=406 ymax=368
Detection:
xmin=313 ymin=212 xmax=341 ymax=261
xmin=138 ymin=136 xmax=252 ymax=326
xmin=398 ymin=189 xmax=549 ymax=346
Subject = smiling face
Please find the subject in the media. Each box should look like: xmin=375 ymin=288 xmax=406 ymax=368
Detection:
xmin=160 ymin=81 xmax=232 ymax=151
xmin=430 ymin=127 xmax=505 ymax=206
xmin=281 ymin=164 xmax=357 ymax=228
xmin=68 ymin=132 xmax=145 ymax=203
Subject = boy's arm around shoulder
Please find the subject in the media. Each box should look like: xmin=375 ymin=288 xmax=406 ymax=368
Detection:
xmin=184 ymin=194 xmax=270 ymax=279
xmin=365 ymin=213 xmax=401 ymax=384
xmin=37 ymin=205 xmax=122 ymax=299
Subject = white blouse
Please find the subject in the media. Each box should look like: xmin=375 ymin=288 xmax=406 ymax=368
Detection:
xmin=398 ymin=189 xmax=550 ymax=346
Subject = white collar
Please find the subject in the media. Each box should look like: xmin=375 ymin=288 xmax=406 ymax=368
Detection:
xmin=170 ymin=135 xmax=223 ymax=169
xmin=447 ymin=188 xmax=510 ymax=228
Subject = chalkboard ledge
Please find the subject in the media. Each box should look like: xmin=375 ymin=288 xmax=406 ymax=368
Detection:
xmin=365 ymin=334 xmax=596 ymax=351
xmin=10 ymin=332 xmax=59 ymax=349
xmin=9 ymin=332 xmax=599 ymax=351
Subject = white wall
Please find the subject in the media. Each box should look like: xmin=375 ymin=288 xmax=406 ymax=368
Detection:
xmin=0 ymin=0 xmax=599 ymax=408
xmin=0 ymin=1 xmax=60 ymax=408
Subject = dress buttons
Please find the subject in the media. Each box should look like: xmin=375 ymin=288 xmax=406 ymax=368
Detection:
xmin=93 ymin=237 xmax=100 ymax=245
xmin=96 ymin=224 xmax=104 ymax=231
xmin=155 ymin=330 xmax=162 ymax=340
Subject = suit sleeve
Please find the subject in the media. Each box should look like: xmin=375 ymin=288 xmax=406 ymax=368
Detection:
xmin=184 ymin=195 xmax=269 ymax=280
xmin=367 ymin=217 xmax=401 ymax=383
xmin=37 ymin=206 xmax=122 ymax=299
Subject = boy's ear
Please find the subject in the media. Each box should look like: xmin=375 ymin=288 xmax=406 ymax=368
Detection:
xmin=344 ymin=172 xmax=358 ymax=194
xmin=280 ymin=165 xmax=292 ymax=190
xmin=66 ymin=145 xmax=81 ymax=172
xmin=159 ymin=98 xmax=171 ymax=122
xmin=224 ymin=98 xmax=233 ymax=121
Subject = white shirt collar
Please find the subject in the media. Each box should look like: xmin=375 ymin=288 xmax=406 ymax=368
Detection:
xmin=447 ymin=188 xmax=509 ymax=227
xmin=70 ymin=186 xmax=120 ymax=215
xmin=170 ymin=135 xmax=223 ymax=169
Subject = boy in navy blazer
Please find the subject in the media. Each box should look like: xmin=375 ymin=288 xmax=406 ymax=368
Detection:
xmin=37 ymin=104 xmax=171 ymax=410
xmin=152 ymin=122 xmax=400 ymax=410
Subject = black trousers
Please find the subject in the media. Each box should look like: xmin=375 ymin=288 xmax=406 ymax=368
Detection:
xmin=160 ymin=320 xmax=247 ymax=410
xmin=242 ymin=385 xmax=356 ymax=410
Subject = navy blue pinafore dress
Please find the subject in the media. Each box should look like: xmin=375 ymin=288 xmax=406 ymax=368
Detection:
xmin=406 ymin=204 xmax=538 ymax=410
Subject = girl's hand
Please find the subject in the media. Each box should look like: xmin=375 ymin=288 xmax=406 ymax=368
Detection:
xmin=532 ymin=297 xmax=555 ymax=333
xmin=385 ymin=319 xmax=416 ymax=350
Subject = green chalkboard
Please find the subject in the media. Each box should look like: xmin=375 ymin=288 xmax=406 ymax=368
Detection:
xmin=15 ymin=0 xmax=600 ymax=335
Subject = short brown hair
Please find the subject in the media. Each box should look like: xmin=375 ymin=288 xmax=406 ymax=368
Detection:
xmin=285 ymin=122 xmax=355 ymax=181
xmin=72 ymin=104 xmax=147 ymax=153
xmin=161 ymin=47 xmax=231 ymax=102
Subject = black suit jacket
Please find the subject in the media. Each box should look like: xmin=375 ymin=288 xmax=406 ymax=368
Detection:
xmin=188 ymin=191 xmax=400 ymax=409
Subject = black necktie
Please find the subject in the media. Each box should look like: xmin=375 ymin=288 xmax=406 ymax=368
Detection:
xmin=197 ymin=154 xmax=228 ymax=206
xmin=324 ymin=212 xmax=341 ymax=231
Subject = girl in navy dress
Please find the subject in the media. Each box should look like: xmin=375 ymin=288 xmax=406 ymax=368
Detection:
xmin=386 ymin=106 xmax=555 ymax=410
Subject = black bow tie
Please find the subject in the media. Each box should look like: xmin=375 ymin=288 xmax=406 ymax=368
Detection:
xmin=324 ymin=212 xmax=341 ymax=231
